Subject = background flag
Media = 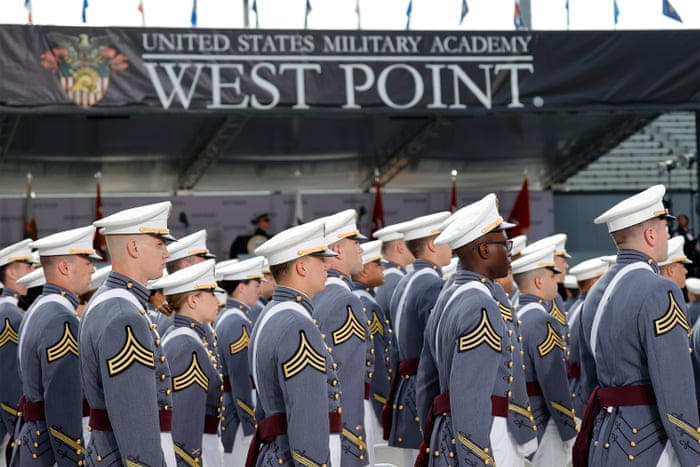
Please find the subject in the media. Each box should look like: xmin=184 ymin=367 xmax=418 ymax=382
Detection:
xmin=94 ymin=172 xmax=108 ymax=262
xmin=24 ymin=173 xmax=37 ymax=240
xmin=138 ymin=0 xmax=145 ymax=26
xmin=613 ymin=0 xmax=620 ymax=25
xmin=662 ymin=0 xmax=683 ymax=22
xmin=460 ymin=0 xmax=468 ymax=24
xmin=81 ymin=0 xmax=88 ymax=23
xmin=449 ymin=170 xmax=458 ymax=213
xmin=191 ymin=0 xmax=197 ymax=27
xmin=24 ymin=0 xmax=32 ymax=24
xmin=507 ymin=178 xmax=530 ymax=237
xmin=304 ymin=0 xmax=311 ymax=29
xmin=405 ymin=0 xmax=412 ymax=30
xmin=371 ymin=169 xmax=385 ymax=234
xmin=252 ymin=0 xmax=259 ymax=28
xmin=294 ymin=170 xmax=304 ymax=225
xmin=514 ymin=0 xmax=524 ymax=29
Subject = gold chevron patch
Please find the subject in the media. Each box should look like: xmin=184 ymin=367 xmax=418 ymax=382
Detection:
xmin=497 ymin=301 xmax=513 ymax=322
xmin=229 ymin=326 xmax=250 ymax=355
xmin=236 ymin=399 xmax=255 ymax=419
xmin=49 ymin=427 xmax=85 ymax=455
xmin=173 ymin=352 xmax=209 ymax=392
xmin=655 ymin=292 xmax=690 ymax=336
xmin=458 ymin=310 xmax=502 ymax=353
xmin=292 ymin=450 xmax=321 ymax=467
xmin=537 ymin=322 xmax=565 ymax=357
xmin=549 ymin=301 xmax=567 ymax=326
xmin=342 ymin=428 xmax=367 ymax=451
xmin=174 ymin=444 xmax=199 ymax=467
xmin=457 ymin=432 xmax=496 ymax=466
xmin=282 ymin=331 xmax=327 ymax=380
xmin=0 ymin=318 xmax=18 ymax=347
xmin=46 ymin=322 xmax=79 ymax=362
xmin=551 ymin=401 xmax=576 ymax=421
xmin=107 ymin=326 xmax=155 ymax=377
xmin=509 ymin=402 xmax=534 ymax=422
xmin=332 ymin=306 xmax=366 ymax=345
xmin=369 ymin=311 xmax=385 ymax=336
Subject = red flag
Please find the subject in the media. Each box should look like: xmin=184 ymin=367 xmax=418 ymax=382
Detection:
xmin=93 ymin=172 xmax=108 ymax=261
xmin=507 ymin=178 xmax=530 ymax=237
xmin=371 ymin=176 xmax=385 ymax=234
xmin=23 ymin=173 xmax=37 ymax=240
xmin=449 ymin=171 xmax=458 ymax=213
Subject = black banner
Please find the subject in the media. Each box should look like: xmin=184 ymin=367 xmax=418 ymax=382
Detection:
xmin=0 ymin=25 xmax=698 ymax=113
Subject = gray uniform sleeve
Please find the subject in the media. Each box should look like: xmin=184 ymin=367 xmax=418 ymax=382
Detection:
xmin=416 ymin=325 xmax=439 ymax=430
xmin=220 ymin=317 xmax=255 ymax=436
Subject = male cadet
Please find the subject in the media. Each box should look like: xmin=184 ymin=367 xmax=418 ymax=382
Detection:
xmin=12 ymin=226 xmax=99 ymax=467
xmin=497 ymin=234 xmax=527 ymax=309
xmin=248 ymin=259 xmax=274 ymax=325
xmin=80 ymin=201 xmax=177 ymax=466
xmin=350 ymin=240 xmax=391 ymax=465
xmin=512 ymin=246 xmax=578 ymax=466
xmin=573 ymin=185 xmax=700 ymax=467
xmin=372 ymin=222 xmax=415 ymax=315
xmin=415 ymin=194 xmax=518 ymax=466
xmin=565 ymin=257 xmax=608 ymax=419
xmin=214 ymin=256 xmax=263 ymax=464
xmin=563 ymin=275 xmax=580 ymax=310
xmin=312 ymin=209 xmax=371 ymax=466
xmin=659 ymin=235 xmax=691 ymax=289
xmin=384 ymin=211 xmax=451 ymax=465
xmin=0 ymin=240 xmax=36 ymax=464
xmin=686 ymin=277 xmax=700 ymax=327
xmin=247 ymin=221 xmax=340 ymax=467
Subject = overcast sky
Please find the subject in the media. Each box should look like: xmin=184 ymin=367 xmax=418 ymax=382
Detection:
xmin=2 ymin=0 xmax=698 ymax=30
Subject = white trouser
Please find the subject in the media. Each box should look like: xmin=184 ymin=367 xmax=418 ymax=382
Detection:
xmin=161 ymin=432 xmax=177 ymax=467
xmin=223 ymin=424 xmax=252 ymax=465
xmin=202 ymin=433 xmax=224 ymax=467
xmin=363 ymin=400 xmax=377 ymax=466
xmin=81 ymin=416 xmax=91 ymax=447
xmin=531 ymin=419 xmax=572 ymax=467
xmin=0 ymin=433 xmax=7 ymax=467
xmin=656 ymin=441 xmax=680 ymax=467
xmin=330 ymin=433 xmax=342 ymax=466
xmin=490 ymin=416 xmax=524 ymax=467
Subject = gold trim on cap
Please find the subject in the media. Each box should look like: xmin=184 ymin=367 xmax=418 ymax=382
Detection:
xmin=672 ymin=256 xmax=688 ymax=264
xmin=139 ymin=227 xmax=170 ymax=235
xmin=337 ymin=230 xmax=359 ymax=240
xmin=363 ymin=255 xmax=382 ymax=264
xmin=246 ymin=274 xmax=264 ymax=279
xmin=194 ymin=283 xmax=218 ymax=290
xmin=297 ymin=245 xmax=328 ymax=256
xmin=430 ymin=229 xmax=441 ymax=235
xmin=187 ymin=249 xmax=210 ymax=256
xmin=68 ymin=249 xmax=98 ymax=255
xmin=555 ymin=249 xmax=568 ymax=256
xmin=8 ymin=255 xmax=33 ymax=262
xmin=654 ymin=209 xmax=670 ymax=216
xmin=537 ymin=261 xmax=556 ymax=268
xmin=481 ymin=216 xmax=503 ymax=234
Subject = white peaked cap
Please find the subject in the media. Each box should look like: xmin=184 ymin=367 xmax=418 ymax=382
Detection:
xmin=0 ymin=239 xmax=35 ymax=267
xmin=594 ymin=185 xmax=674 ymax=233
xmin=30 ymin=226 xmax=102 ymax=260
xmin=402 ymin=211 xmax=452 ymax=242
xmin=94 ymin=201 xmax=176 ymax=241
xmin=563 ymin=275 xmax=578 ymax=289
xmin=511 ymin=246 xmax=561 ymax=275
xmin=217 ymin=256 xmax=265 ymax=281
xmin=167 ymin=229 xmax=215 ymax=263
xmin=522 ymin=233 xmax=571 ymax=258
xmin=442 ymin=256 xmax=460 ymax=280
xmin=511 ymin=235 xmax=528 ymax=256
xmin=373 ymin=221 xmax=411 ymax=242
xmin=262 ymin=257 xmax=271 ymax=274
xmin=214 ymin=290 xmax=228 ymax=306
xmin=255 ymin=220 xmax=337 ymax=266
xmin=435 ymin=194 xmax=514 ymax=250
xmin=569 ymin=257 xmax=610 ymax=282
xmin=360 ymin=240 xmax=383 ymax=265
xmin=17 ymin=267 xmax=45 ymax=288
xmin=319 ymin=209 xmax=368 ymax=244
xmin=149 ymin=259 xmax=223 ymax=296
xmin=685 ymin=277 xmax=700 ymax=295
xmin=90 ymin=266 xmax=112 ymax=290
xmin=600 ymin=255 xmax=617 ymax=265
xmin=215 ymin=259 xmax=239 ymax=270
xmin=659 ymin=236 xmax=692 ymax=267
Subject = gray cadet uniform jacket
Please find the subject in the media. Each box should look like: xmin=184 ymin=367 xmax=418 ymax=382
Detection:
xmin=12 ymin=284 xmax=84 ymax=467
xmin=248 ymin=286 xmax=341 ymax=467
xmin=517 ymin=294 xmax=578 ymax=444
xmin=420 ymin=270 xmax=511 ymax=465
xmin=578 ymin=250 xmax=700 ymax=465
xmin=148 ymin=304 xmax=174 ymax=337
xmin=0 ymin=290 xmax=23 ymax=446
xmin=312 ymin=271 xmax=370 ymax=466
xmin=214 ymin=298 xmax=255 ymax=452
xmin=386 ymin=260 xmax=443 ymax=449
xmin=690 ymin=319 xmax=700 ymax=404
xmin=374 ymin=261 xmax=405 ymax=321
xmin=352 ymin=282 xmax=393 ymax=425
xmin=163 ymin=315 xmax=222 ymax=467
xmin=687 ymin=301 xmax=700 ymax=329
xmin=544 ymin=294 xmax=569 ymax=347
xmin=79 ymin=272 xmax=174 ymax=466
xmin=566 ymin=294 xmax=586 ymax=418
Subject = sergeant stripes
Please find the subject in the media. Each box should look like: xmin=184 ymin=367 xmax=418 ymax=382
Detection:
xmin=369 ymin=311 xmax=385 ymax=336
xmin=458 ymin=309 xmax=502 ymax=353
xmin=46 ymin=322 xmax=79 ymax=362
xmin=107 ymin=326 xmax=155 ymax=377
xmin=654 ymin=291 xmax=690 ymax=335
xmin=172 ymin=352 xmax=209 ymax=391
xmin=537 ymin=322 xmax=565 ymax=357
xmin=0 ymin=318 xmax=18 ymax=346
xmin=332 ymin=306 xmax=367 ymax=345
xmin=549 ymin=301 xmax=567 ymax=326
xmin=497 ymin=301 xmax=513 ymax=322
xmin=282 ymin=331 xmax=327 ymax=379
xmin=228 ymin=326 xmax=250 ymax=355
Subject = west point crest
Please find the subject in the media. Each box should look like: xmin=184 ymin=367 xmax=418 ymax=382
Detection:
xmin=41 ymin=32 xmax=128 ymax=108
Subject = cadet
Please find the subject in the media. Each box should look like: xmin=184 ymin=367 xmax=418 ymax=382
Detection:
xmin=415 ymin=194 xmax=517 ymax=466
xmin=350 ymin=240 xmax=391 ymax=465
xmin=384 ymin=211 xmax=451 ymax=465
xmin=80 ymin=201 xmax=177 ymax=466
xmin=155 ymin=260 xmax=224 ymax=467
xmin=312 ymin=209 xmax=371 ymax=467
xmin=248 ymin=259 xmax=275 ymax=325
xmin=13 ymin=226 xmax=99 ymax=466
xmin=0 ymin=240 xmax=35 ymax=463
xmin=372 ymin=222 xmax=414 ymax=315
xmin=512 ymin=246 xmax=578 ymax=466
xmin=565 ymin=257 xmax=608 ymax=418
xmin=214 ymin=257 xmax=263 ymax=463
xmin=658 ymin=235 xmax=691 ymax=289
xmin=574 ymin=184 xmax=700 ymax=466
xmin=499 ymin=234 xmax=527 ymax=309
xmin=247 ymin=221 xmax=340 ymax=467
xmin=686 ymin=277 xmax=700 ymax=327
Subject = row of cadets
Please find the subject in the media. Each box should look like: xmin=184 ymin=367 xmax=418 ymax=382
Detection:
xmin=214 ymin=257 xmax=262 ymax=463
xmin=686 ymin=277 xmax=700 ymax=327
xmin=249 ymin=258 xmax=275 ymax=325
xmin=372 ymin=222 xmax=415 ymax=315
xmin=350 ymin=240 xmax=393 ymax=456
xmin=384 ymin=211 xmax=452 ymax=466
xmin=0 ymin=240 xmax=35 ymax=464
xmin=247 ymin=221 xmax=342 ymax=467
xmin=13 ymin=227 xmax=99 ymax=466
xmin=153 ymin=259 xmax=224 ymax=467
xmin=512 ymin=246 xmax=578 ymax=466
xmin=658 ymin=235 xmax=692 ymax=291
xmin=497 ymin=234 xmax=528 ymax=308
xmin=311 ymin=209 xmax=373 ymax=466
xmin=80 ymin=201 xmax=178 ymax=466
xmin=415 ymin=193 xmax=518 ymax=465
xmin=573 ymin=184 xmax=700 ymax=466
xmin=565 ymin=256 xmax=609 ymax=418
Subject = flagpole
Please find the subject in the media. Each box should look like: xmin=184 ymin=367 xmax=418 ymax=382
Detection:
xmin=450 ymin=170 xmax=458 ymax=213
xmin=243 ymin=0 xmax=250 ymax=28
